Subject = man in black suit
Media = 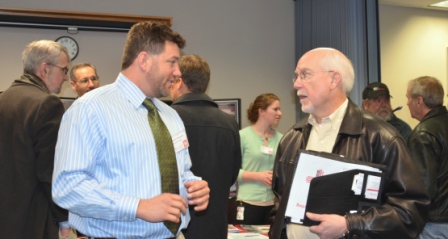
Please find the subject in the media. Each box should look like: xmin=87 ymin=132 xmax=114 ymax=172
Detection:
xmin=170 ymin=54 xmax=242 ymax=239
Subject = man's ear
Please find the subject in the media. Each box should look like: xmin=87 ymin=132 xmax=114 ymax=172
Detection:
xmin=330 ymin=71 xmax=342 ymax=89
xmin=178 ymin=78 xmax=185 ymax=89
xmin=70 ymin=80 xmax=76 ymax=91
xmin=137 ymin=51 xmax=152 ymax=71
xmin=177 ymin=78 xmax=190 ymax=94
xmin=416 ymin=96 xmax=424 ymax=107
xmin=37 ymin=62 xmax=48 ymax=78
xmin=361 ymin=100 xmax=368 ymax=110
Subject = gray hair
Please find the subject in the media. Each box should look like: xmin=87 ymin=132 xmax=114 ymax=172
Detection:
xmin=313 ymin=48 xmax=355 ymax=94
xmin=22 ymin=40 xmax=69 ymax=74
xmin=69 ymin=62 xmax=99 ymax=82
xmin=408 ymin=76 xmax=444 ymax=109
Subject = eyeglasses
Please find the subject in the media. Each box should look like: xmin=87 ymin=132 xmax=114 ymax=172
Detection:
xmin=47 ymin=63 xmax=69 ymax=75
xmin=77 ymin=76 xmax=99 ymax=84
xmin=293 ymin=70 xmax=334 ymax=84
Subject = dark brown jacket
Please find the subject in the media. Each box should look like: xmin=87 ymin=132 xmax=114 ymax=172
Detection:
xmin=269 ymin=99 xmax=429 ymax=239
xmin=0 ymin=74 xmax=68 ymax=239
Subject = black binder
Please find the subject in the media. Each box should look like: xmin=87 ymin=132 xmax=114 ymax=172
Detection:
xmin=302 ymin=169 xmax=385 ymax=226
xmin=285 ymin=150 xmax=387 ymax=226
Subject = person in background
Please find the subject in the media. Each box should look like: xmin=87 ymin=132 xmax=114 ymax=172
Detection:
xmin=362 ymin=82 xmax=412 ymax=141
xmin=170 ymin=54 xmax=242 ymax=239
xmin=269 ymin=47 xmax=429 ymax=239
xmin=52 ymin=21 xmax=210 ymax=239
xmin=236 ymin=93 xmax=283 ymax=225
xmin=69 ymin=62 xmax=100 ymax=98
xmin=406 ymin=76 xmax=448 ymax=239
xmin=0 ymin=40 xmax=72 ymax=239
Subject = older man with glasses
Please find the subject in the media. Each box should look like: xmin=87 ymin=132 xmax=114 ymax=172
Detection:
xmin=269 ymin=47 xmax=429 ymax=239
xmin=0 ymin=40 xmax=73 ymax=239
xmin=69 ymin=62 xmax=100 ymax=98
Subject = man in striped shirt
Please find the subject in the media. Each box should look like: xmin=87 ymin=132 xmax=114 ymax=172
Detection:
xmin=52 ymin=21 xmax=210 ymax=239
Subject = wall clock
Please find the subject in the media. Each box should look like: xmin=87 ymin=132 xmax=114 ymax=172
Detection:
xmin=55 ymin=36 xmax=79 ymax=61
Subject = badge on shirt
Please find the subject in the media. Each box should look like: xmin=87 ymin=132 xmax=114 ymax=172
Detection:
xmin=260 ymin=145 xmax=274 ymax=155
xmin=172 ymin=130 xmax=189 ymax=153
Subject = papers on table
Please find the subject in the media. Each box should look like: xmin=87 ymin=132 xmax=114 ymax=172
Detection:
xmin=228 ymin=233 xmax=268 ymax=239
xmin=228 ymin=225 xmax=269 ymax=239
xmin=228 ymin=224 xmax=242 ymax=233
xmin=251 ymin=225 xmax=270 ymax=234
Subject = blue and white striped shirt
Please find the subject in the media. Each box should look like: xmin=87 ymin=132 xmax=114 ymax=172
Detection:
xmin=52 ymin=73 xmax=200 ymax=239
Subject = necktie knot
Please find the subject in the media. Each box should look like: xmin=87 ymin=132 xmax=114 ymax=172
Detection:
xmin=142 ymin=98 xmax=156 ymax=112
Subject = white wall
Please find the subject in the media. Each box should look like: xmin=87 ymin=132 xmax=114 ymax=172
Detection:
xmin=0 ymin=0 xmax=296 ymax=133
xmin=379 ymin=5 xmax=448 ymax=129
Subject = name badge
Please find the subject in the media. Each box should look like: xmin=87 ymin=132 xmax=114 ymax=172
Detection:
xmin=172 ymin=130 xmax=189 ymax=153
xmin=260 ymin=145 xmax=273 ymax=155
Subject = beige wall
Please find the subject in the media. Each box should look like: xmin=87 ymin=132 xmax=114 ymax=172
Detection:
xmin=0 ymin=0 xmax=296 ymax=133
xmin=379 ymin=4 xmax=448 ymax=129
xmin=5 ymin=3 xmax=442 ymax=133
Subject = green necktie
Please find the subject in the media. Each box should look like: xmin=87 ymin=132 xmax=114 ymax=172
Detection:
xmin=142 ymin=98 xmax=181 ymax=236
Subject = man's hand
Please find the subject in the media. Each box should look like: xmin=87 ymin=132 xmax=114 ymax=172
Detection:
xmin=59 ymin=228 xmax=71 ymax=237
xmin=59 ymin=228 xmax=77 ymax=239
xmin=185 ymin=180 xmax=210 ymax=211
xmin=136 ymin=193 xmax=188 ymax=223
xmin=307 ymin=212 xmax=347 ymax=239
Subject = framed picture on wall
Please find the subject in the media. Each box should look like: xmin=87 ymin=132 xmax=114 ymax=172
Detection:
xmin=214 ymin=98 xmax=241 ymax=129
xmin=159 ymin=98 xmax=241 ymax=129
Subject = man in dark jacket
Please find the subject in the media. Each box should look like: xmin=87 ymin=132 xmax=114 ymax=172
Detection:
xmin=170 ymin=54 xmax=242 ymax=239
xmin=269 ymin=48 xmax=429 ymax=239
xmin=0 ymin=40 xmax=71 ymax=239
xmin=406 ymin=76 xmax=448 ymax=238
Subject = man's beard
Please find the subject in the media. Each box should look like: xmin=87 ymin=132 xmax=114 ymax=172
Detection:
xmin=376 ymin=107 xmax=393 ymax=121
xmin=301 ymin=102 xmax=314 ymax=114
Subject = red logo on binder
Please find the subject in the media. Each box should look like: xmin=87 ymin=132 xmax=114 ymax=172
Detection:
xmin=305 ymin=169 xmax=325 ymax=183
xmin=316 ymin=169 xmax=324 ymax=177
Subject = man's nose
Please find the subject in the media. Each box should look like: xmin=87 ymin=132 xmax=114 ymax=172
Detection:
xmin=293 ymin=80 xmax=302 ymax=90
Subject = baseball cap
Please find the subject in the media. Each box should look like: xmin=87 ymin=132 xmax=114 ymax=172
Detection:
xmin=362 ymin=82 xmax=392 ymax=99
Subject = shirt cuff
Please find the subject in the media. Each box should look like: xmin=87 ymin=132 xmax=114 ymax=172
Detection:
xmin=59 ymin=221 xmax=70 ymax=229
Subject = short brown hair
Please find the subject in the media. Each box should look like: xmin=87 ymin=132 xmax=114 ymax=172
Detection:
xmin=121 ymin=21 xmax=186 ymax=70
xmin=178 ymin=54 xmax=210 ymax=93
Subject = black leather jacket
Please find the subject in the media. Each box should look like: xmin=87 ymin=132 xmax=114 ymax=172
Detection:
xmin=269 ymin=100 xmax=429 ymax=239
xmin=408 ymin=106 xmax=448 ymax=223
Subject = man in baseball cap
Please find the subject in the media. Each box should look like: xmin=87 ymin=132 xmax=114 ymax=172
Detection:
xmin=362 ymin=82 xmax=412 ymax=141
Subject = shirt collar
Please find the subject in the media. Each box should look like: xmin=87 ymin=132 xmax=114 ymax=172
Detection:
xmin=116 ymin=73 xmax=148 ymax=109
xmin=308 ymin=98 xmax=349 ymax=127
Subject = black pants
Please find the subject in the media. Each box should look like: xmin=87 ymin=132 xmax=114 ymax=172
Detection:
xmin=234 ymin=201 xmax=274 ymax=225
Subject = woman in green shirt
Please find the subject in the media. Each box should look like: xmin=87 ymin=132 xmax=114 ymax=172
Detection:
xmin=236 ymin=93 xmax=283 ymax=225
